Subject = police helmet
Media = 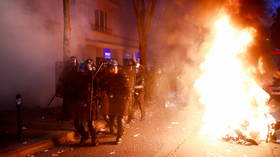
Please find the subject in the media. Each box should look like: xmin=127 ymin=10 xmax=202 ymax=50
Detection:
xmin=86 ymin=59 xmax=96 ymax=71
xmin=86 ymin=58 xmax=93 ymax=64
xmin=68 ymin=56 xmax=79 ymax=70
xmin=109 ymin=59 xmax=118 ymax=67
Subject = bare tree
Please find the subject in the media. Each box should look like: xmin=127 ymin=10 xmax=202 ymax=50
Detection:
xmin=63 ymin=0 xmax=71 ymax=61
xmin=132 ymin=0 xmax=157 ymax=71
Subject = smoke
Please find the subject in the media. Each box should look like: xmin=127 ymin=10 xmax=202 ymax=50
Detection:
xmin=147 ymin=0 xmax=277 ymax=108
xmin=0 ymin=0 xmax=138 ymax=110
xmin=0 ymin=0 xmax=139 ymax=110
xmin=0 ymin=0 xmax=63 ymax=110
xmin=70 ymin=0 xmax=94 ymax=60
xmin=147 ymin=0 xmax=222 ymax=108
xmin=225 ymin=0 xmax=278 ymax=78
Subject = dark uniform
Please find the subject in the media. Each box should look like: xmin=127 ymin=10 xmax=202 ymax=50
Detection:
xmin=72 ymin=70 xmax=99 ymax=145
xmin=57 ymin=57 xmax=98 ymax=145
xmin=134 ymin=64 xmax=145 ymax=120
xmin=103 ymin=62 xmax=130 ymax=144
xmin=95 ymin=63 xmax=110 ymax=121
xmin=58 ymin=57 xmax=98 ymax=145
xmin=123 ymin=64 xmax=136 ymax=123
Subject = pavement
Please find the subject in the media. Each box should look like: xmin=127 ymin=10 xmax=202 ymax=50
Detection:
xmin=27 ymin=105 xmax=280 ymax=157
xmin=0 ymin=103 xmax=155 ymax=157
xmin=0 ymin=107 xmax=75 ymax=157
xmin=2 ymin=102 xmax=280 ymax=157
xmin=30 ymin=104 xmax=280 ymax=157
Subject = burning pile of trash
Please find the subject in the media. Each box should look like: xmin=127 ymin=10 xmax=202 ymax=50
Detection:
xmin=194 ymin=11 xmax=277 ymax=145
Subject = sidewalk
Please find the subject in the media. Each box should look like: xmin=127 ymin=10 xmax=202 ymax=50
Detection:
xmin=0 ymin=107 xmax=75 ymax=157
xmin=0 ymin=102 xmax=158 ymax=157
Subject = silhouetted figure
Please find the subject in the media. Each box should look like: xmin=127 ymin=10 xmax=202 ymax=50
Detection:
xmin=134 ymin=63 xmax=145 ymax=120
xmin=72 ymin=60 xmax=99 ymax=146
xmin=124 ymin=61 xmax=136 ymax=123
xmin=103 ymin=60 xmax=130 ymax=144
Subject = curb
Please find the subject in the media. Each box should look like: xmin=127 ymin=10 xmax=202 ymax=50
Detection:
xmin=0 ymin=131 xmax=75 ymax=157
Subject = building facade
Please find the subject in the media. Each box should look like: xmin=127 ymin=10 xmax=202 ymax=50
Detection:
xmin=72 ymin=0 xmax=139 ymax=65
xmin=0 ymin=0 xmax=138 ymax=110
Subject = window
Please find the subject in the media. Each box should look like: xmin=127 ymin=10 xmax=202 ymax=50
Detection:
xmin=95 ymin=10 xmax=99 ymax=27
xmin=94 ymin=9 xmax=111 ymax=34
xmin=136 ymin=51 xmax=141 ymax=62
xmin=104 ymin=48 xmax=112 ymax=59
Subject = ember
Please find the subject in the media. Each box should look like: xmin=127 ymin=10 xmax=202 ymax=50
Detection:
xmin=194 ymin=11 xmax=276 ymax=144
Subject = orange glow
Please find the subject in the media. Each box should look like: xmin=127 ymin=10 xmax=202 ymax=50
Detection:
xmin=194 ymin=13 xmax=275 ymax=142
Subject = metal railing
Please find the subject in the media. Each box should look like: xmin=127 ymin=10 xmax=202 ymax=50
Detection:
xmin=92 ymin=24 xmax=112 ymax=34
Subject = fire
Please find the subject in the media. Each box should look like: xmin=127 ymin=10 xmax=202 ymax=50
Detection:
xmin=194 ymin=13 xmax=275 ymax=143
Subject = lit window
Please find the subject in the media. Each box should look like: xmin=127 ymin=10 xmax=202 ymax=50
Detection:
xmin=104 ymin=48 xmax=112 ymax=59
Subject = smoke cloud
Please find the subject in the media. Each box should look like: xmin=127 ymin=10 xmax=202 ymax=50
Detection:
xmin=226 ymin=0 xmax=277 ymax=78
xmin=147 ymin=0 xmax=277 ymax=108
xmin=0 ymin=0 xmax=63 ymax=110
xmin=0 ymin=0 xmax=137 ymax=110
xmin=1 ymin=0 xmax=277 ymax=110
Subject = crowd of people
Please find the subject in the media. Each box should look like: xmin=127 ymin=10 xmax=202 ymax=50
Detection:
xmin=56 ymin=56 xmax=145 ymax=145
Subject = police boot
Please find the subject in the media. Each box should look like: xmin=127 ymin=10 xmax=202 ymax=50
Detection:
xmin=91 ymin=131 xmax=99 ymax=146
xmin=88 ymin=121 xmax=99 ymax=146
xmin=115 ymin=117 xmax=124 ymax=145
xmin=79 ymin=131 xmax=89 ymax=145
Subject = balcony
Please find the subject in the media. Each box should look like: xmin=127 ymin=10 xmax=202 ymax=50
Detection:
xmin=103 ymin=0 xmax=120 ymax=8
xmin=91 ymin=24 xmax=112 ymax=34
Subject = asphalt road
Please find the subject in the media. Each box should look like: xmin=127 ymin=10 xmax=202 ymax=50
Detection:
xmin=33 ymin=105 xmax=280 ymax=157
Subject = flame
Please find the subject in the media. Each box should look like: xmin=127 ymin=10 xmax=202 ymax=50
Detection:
xmin=258 ymin=57 xmax=265 ymax=75
xmin=194 ymin=13 xmax=275 ymax=142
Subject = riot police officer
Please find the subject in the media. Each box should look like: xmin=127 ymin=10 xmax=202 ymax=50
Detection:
xmin=134 ymin=62 xmax=145 ymax=120
xmin=80 ymin=58 xmax=96 ymax=72
xmin=124 ymin=60 xmax=136 ymax=123
xmin=103 ymin=60 xmax=130 ymax=144
xmin=73 ymin=59 xmax=99 ymax=146
xmin=95 ymin=61 xmax=110 ymax=122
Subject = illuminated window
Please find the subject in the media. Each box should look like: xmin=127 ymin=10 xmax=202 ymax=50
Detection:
xmin=104 ymin=48 xmax=112 ymax=59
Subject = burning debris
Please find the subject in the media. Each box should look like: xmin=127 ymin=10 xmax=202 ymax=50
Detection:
xmin=194 ymin=10 xmax=276 ymax=145
xmin=223 ymin=130 xmax=262 ymax=145
xmin=222 ymin=113 xmax=276 ymax=145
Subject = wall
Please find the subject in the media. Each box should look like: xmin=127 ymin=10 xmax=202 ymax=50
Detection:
xmin=0 ymin=0 xmax=63 ymax=110
xmin=0 ymin=0 xmax=138 ymax=110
